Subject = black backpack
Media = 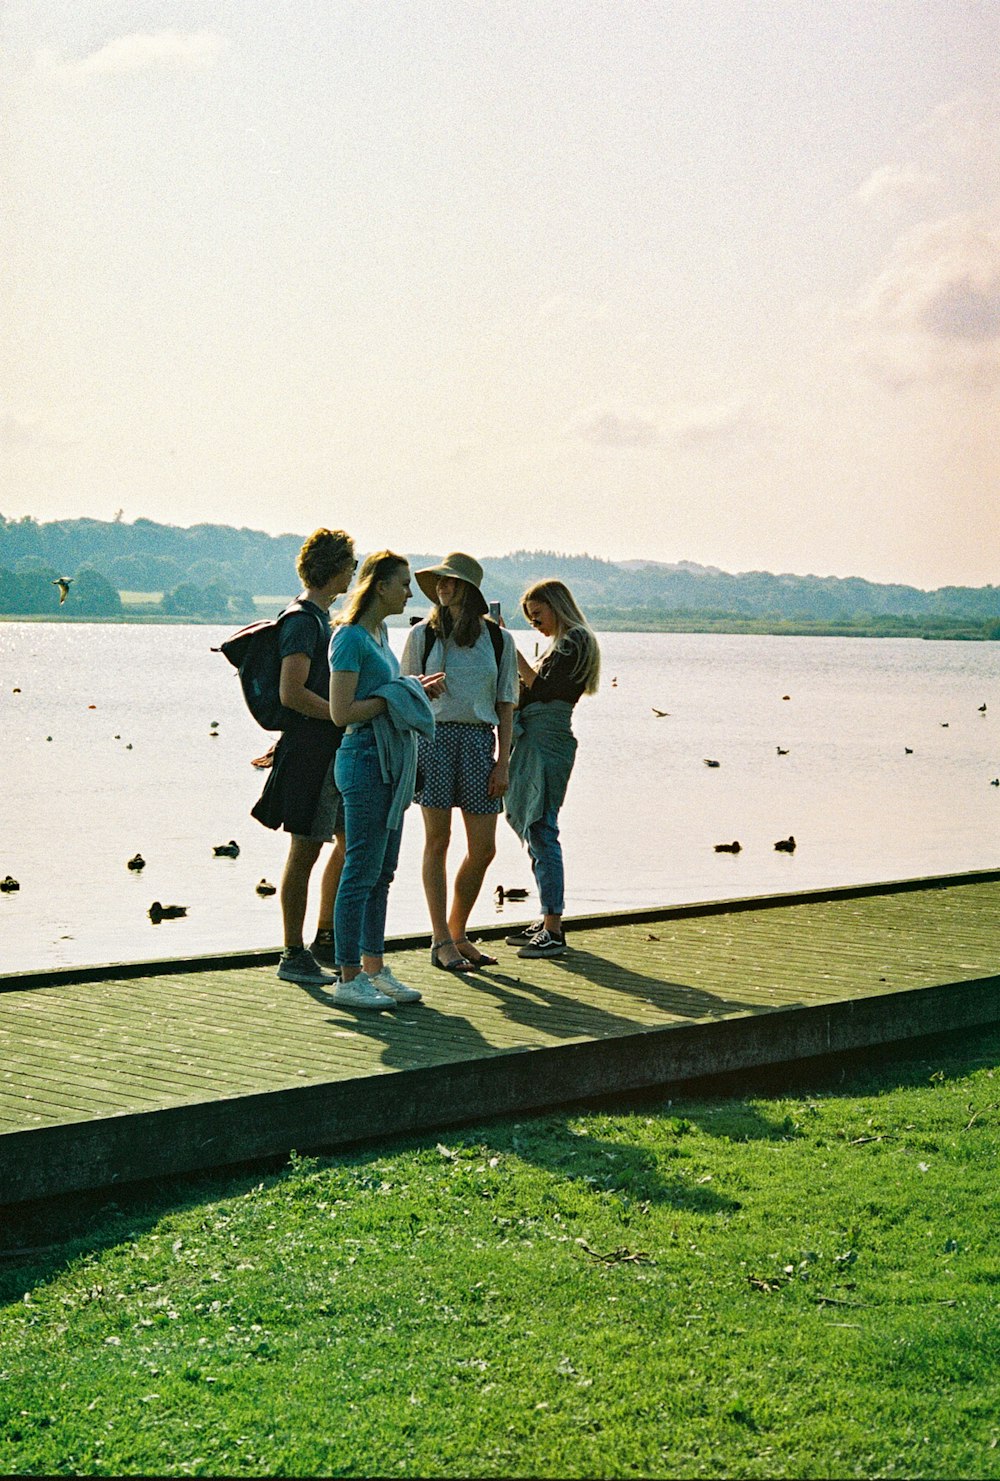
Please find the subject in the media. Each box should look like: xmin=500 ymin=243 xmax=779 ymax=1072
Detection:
xmin=215 ymin=600 xmax=325 ymax=731
xmin=421 ymin=617 xmax=504 ymax=673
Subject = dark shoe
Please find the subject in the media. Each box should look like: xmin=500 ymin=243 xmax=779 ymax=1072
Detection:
xmin=277 ymin=947 xmax=338 ymax=985
xmin=454 ymin=936 xmax=498 ymax=967
xmin=310 ymin=931 xmax=336 ymax=967
xmin=504 ymin=920 xmax=544 ymax=947
xmin=431 ymin=939 xmax=475 ymax=973
xmin=518 ymin=928 xmax=567 ymax=959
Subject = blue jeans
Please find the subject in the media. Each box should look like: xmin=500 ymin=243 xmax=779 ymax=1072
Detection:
xmin=333 ymin=731 xmax=403 ymax=966
xmin=527 ymin=807 xmax=564 ymax=916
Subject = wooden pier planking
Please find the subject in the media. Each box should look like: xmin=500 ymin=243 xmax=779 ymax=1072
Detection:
xmin=1 ymin=870 xmax=998 ymax=1204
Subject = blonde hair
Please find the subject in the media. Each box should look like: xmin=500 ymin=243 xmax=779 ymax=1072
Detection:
xmin=337 ymin=550 xmax=407 ymax=626
xmin=296 ymin=528 xmax=355 ymax=589
xmin=521 ymin=579 xmax=601 ymax=695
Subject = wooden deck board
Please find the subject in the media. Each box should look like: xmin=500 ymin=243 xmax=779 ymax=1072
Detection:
xmin=1 ymin=872 xmax=998 ymax=1203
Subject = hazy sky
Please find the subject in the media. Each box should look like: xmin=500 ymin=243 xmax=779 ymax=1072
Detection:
xmin=3 ymin=1 xmax=999 ymax=587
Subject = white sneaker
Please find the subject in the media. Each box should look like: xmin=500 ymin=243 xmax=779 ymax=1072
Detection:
xmin=333 ymin=972 xmax=395 ymax=1010
xmin=372 ymin=963 xmax=422 ymax=1004
xmin=277 ymin=947 xmax=338 ymax=985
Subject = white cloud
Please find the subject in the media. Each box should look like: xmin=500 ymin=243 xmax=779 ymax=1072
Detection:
xmin=564 ymin=408 xmax=660 ymax=447
xmin=855 ymin=166 xmax=939 ymax=210
xmin=36 ymin=30 xmax=225 ymax=82
xmin=564 ymin=395 xmax=753 ymax=450
xmin=0 ymin=406 xmax=80 ymax=450
xmin=664 ymin=395 xmax=754 ymax=446
xmin=852 ymin=213 xmax=1000 ymax=384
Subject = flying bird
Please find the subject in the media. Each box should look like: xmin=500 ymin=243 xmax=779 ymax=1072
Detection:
xmin=714 ymin=841 xmax=742 ymax=854
xmin=776 ymin=747 xmax=789 ymax=755
xmin=651 ymin=708 xmax=671 ymax=717
xmin=52 ymin=578 xmax=72 ymax=604
xmin=905 ymin=747 xmax=913 ymax=754
xmin=213 ymin=840 xmax=240 ymax=858
xmin=774 ymin=836 xmax=797 ymax=853
xmin=703 ymin=759 xmax=721 ymax=768
xmin=127 ymin=853 xmax=146 ymax=872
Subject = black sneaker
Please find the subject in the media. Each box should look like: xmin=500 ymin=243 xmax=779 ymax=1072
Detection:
xmin=518 ymin=928 xmax=567 ymax=959
xmin=504 ymin=920 xmax=544 ymax=947
xmin=310 ymin=931 xmax=336 ymax=966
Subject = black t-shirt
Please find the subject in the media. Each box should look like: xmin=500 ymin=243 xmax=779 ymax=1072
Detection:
xmin=279 ymin=599 xmax=332 ymax=702
xmin=519 ymin=629 xmax=587 ymax=709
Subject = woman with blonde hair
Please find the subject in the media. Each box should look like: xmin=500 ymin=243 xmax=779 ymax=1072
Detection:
xmin=401 ymin=552 xmax=518 ymax=971
xmin=503 ymin=579 xmax=600 ymax=958
xmin=329 ymin=552 xmax=442 ymax=1009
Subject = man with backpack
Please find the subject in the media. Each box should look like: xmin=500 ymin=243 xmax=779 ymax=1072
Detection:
xmin=249 ymin=528 xmax=356 ymax=984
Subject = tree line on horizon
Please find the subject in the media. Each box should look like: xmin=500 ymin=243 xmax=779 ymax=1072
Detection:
xmin=1 ymin=511 xmax=999 ymax=628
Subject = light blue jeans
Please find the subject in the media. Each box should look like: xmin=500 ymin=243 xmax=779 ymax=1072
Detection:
xmin=333 ymin=730 xmax=403 ymax=966
xmin=527 ymin=807 xmax=565 ymax=916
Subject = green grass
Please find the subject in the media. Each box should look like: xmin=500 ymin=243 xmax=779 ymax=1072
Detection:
xmin=1 ymin=1030 xmax=999 ymax=1478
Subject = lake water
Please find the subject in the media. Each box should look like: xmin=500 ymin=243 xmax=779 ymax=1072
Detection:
xmin=1 ymin=624 xmax=998 ymax=974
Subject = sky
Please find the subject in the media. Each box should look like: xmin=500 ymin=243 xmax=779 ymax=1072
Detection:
xmin=2 ymin=1 xmax=999 ymax=589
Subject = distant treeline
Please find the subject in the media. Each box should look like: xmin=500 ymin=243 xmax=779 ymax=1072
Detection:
xmin=2 ymin=512 xmax=999 ymax=633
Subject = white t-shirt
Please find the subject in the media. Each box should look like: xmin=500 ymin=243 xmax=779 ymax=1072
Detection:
xmin=401 ymin=620 xmax=517 ymax=727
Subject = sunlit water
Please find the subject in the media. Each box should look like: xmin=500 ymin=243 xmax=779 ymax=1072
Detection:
xmin=1 ymin=624 xmax=998 ymax=973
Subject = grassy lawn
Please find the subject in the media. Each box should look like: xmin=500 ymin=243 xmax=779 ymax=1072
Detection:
xmin=1 ymin=1028 xmax=998 ymax=1478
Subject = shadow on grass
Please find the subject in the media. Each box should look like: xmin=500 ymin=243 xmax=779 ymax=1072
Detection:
xmin=2 ymin=1021 xmax=997 ymax=1306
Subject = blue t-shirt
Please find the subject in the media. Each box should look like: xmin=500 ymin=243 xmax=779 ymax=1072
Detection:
xmin=330 ymin=622 xmax=400 ymax=700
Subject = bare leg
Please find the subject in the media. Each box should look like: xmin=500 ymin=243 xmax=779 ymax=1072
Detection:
xmin=314 ymin=832 xmax=345 ymax=933
xmin=280 ymin=835 xmax=323 ymax=949
xmin=421 ymin=805 xmax=465 ymax=967
xmin=448 ymin=810 xmax=497 ymax=948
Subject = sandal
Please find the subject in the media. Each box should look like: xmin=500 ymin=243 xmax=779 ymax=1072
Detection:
xmin=431 ymin=939 xmax=475 ymax=973
xmin=454 ymin=936 xmax=498 ymax=967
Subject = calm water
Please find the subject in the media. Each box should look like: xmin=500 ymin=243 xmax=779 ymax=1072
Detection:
xmin=1 ymin=624 xmax=998 ymax=973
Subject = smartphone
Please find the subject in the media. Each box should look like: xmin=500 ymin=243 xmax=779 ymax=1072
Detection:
xmin=488 ymin=600 xmax=501 ymax=621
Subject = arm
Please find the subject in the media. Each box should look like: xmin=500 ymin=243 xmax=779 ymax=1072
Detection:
xmin=488 ymin=700 xmax=514 ymax=797
xmin=402 ymin=622 xmax=447 ymax=697
xmin=329 ymin=668 xmax=387 ymax=728
xmin=516 ymin=647 xmax=538 ymax=688
xmin=278 ymin=652 xmax=333 ymax=721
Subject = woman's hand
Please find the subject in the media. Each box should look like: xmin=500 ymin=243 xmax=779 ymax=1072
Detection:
xmin=515 ymin=649 xmax=537 ymax=686
xmin=419 ymin=670 xmax=447 ymax=700
xmin=487 ymin=758 xmax=510 ymax=799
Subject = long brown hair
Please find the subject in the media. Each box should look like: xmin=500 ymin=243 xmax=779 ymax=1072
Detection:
xmin=428 ymin=580 xmax=484 ymax=648
xmin=336 ymin=550 xmax=407 ymax=626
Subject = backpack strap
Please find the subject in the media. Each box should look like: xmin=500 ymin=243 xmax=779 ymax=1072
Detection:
xmin=422 ymin=617 xmax=504 ymax=672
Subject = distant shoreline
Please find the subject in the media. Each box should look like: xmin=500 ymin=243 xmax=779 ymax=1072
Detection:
xmin=2 ymin=611 xmax=996 ymax=639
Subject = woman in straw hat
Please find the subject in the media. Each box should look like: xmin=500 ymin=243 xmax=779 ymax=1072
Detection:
xmin=401 ymin=552 xmax=518 ymax=972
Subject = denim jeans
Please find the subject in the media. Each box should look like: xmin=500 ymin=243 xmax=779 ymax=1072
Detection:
xmin=333 ymin=730 xmax=403 ymax=965
xmin=526 ymin=806 xmax=564 ymax=916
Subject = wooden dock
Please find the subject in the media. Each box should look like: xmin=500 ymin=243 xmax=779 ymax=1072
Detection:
xmin=2 ymin=870 xmax=998 ymax=1205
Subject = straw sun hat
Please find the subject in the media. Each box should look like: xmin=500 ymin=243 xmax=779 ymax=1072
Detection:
xmin=414 ymin=552 xmax=488 ymax=613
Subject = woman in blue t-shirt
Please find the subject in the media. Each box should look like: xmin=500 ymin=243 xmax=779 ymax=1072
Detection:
xmin=329 ymin=551 xmax=445 ymax=1010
